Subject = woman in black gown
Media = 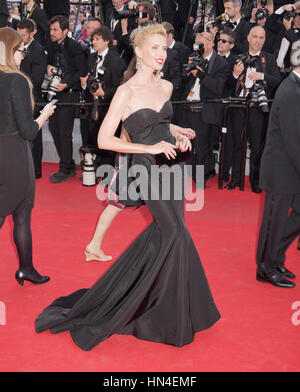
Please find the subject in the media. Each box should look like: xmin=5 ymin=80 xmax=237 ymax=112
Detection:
xmin=35 ymin=24 xmax=220 ymax=350
xmin=0 ymin=27 xmax=55 ymax=286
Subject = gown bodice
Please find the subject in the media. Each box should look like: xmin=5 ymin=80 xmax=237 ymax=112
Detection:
xmin=123 ymin=100 xmax=176 ymax=146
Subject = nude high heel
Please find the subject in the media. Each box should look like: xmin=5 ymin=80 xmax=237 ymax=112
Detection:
xmin=84 ymin=248 xmax=112 ymax=262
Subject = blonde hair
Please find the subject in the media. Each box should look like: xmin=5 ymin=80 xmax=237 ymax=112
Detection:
xmin=130 ymin=23 xmax=167 ymax=50
xmin=0 ymin=27 xmax=35 ymax=109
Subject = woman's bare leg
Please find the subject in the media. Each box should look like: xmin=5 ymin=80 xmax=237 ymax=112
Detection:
xmin=85 ymin=204 xmax=122 ymax=261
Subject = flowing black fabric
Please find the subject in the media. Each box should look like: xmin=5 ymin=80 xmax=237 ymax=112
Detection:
xmin=35 ymin=101 xmax=220 ymax=350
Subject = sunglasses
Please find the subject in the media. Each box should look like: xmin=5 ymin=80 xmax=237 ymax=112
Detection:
xmin=217 ymin=38 xmax=233 ymax=44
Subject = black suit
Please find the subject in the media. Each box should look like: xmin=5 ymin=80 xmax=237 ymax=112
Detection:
xmin=20 ymin=40 xmax=47 ymax=178
xmin=0 ymin=0 xmax=8 ymax=27
xmin=231 ymin=19 xmax=251 ymax=55
xmin=24 ymin=4 xmax=49 ymax=47
xmin=257 ymin=72 xmax=300 ymax=276
xmin=161 ymin=48 xmax=182 ymax=100
xmin=105 ymin=5 xmax=135 ymax=64
xmin=160 ymin=0 xmax=177 ymax=24
xmin=84 ymin=48 xmax=126 ymax=165
xmin=227 ymin=51 xmax=281 ymax=188
xmin=43 ymin=0 xmax=70 ymax=19
xmin=47 ymin=37 xmax=87 ymax=174
xmin=180 ymin=50 xmax=229 ymax=181
xmin=174 ymin=0 xmax=198 ymax=49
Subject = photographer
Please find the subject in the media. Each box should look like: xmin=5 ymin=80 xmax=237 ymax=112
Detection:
xmin=225 ymin=26 xmax=281 ymax=192
xmin=162 ymin=21 xmax=191 ymax=104
xmin=0 ymin=0 xmax=8 ymax=28
xmin=217 ymin=28 xmax=236 ymax=182
xmin=276 ymin=1 xmax=300 ymax=68
xmin=109 ymin=1 xmax=157 ymax=64
xmin=21 ymin=0 xmax=49 ymax=47
xmin=174 ymin=0 xmax=199 ymax=49
xmin=179 ymin=32 xmax=229 ymax=185
xmin=46 ymin=15 xmax=87 ymax=183
xmin=223 ymin=0 xmax=252 ymax=54
xmin=80 ymin=26 xmax=126 ymax=165
xmin=18 ymin=18 xmax=47 ymax=179
xmin=249 ymin=3 xmax=277 ymax=53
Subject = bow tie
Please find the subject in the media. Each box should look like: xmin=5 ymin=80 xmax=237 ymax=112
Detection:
xmin=249 ymin=55 xmax=259 ymax=60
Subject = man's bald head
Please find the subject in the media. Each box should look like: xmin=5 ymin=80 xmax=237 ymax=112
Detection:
xmin=248 ymin=25 xmax=265 ymax=53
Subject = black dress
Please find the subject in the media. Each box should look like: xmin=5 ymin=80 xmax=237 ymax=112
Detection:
xmin=0 ymin=73 xmax=38 ymax=217
xmin=35 ymin=101 xmax=220 ymax=350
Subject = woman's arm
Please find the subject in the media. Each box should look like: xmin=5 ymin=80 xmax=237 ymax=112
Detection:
xmin=170 ymin=123 xmax=196 ymax=139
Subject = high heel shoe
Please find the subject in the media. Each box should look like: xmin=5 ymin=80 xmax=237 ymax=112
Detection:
xmin=84 ymin=248 xmax=112 ymax=262
xmin=15 ymin=270 xmax=50 ymax=287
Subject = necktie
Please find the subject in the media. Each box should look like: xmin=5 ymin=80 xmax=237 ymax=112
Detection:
xmin=97 ymin=55 xmax=103 ymax=62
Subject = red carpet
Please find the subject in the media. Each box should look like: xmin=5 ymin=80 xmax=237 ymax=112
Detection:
xmin=0 ymin=163 xmax=299 ymax=372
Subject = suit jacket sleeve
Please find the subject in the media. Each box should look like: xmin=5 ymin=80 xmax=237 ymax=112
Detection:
xmin=103 ymin=56 xmax=126 ymax=102
xmin=63 ymin=41 xmax=87 ymax=89
xmin=199 ymin=59 xmax=229 ymax=97
xmin=263 ymin=54 xmax=281 ymax=91
xmin=11 ymin=75 xmax=39 ymax=141
xmin=30 ymin=46 xmax=47 ymax=95
xmin=278 ymin=83 xmax=300 ymax=178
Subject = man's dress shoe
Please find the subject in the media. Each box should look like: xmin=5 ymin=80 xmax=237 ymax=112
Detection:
xmin=225 ymin=181 xmax=239 ymax=190
xmin=256 ymin=269 xmax=295 ymax=288
xmin=277 ymin=266 xmax=296 ymax=280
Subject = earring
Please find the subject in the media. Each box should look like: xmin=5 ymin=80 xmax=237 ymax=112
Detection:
xmin=136 ymin=56 xmax=143 ymax=71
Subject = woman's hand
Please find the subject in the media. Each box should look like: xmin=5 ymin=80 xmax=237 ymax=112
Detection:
xmin=147 ymin=141 xmax=178 ymax=160
xmin=41 ymin=102 xmax=56 ymax=119
xmin=182 ymin=128 xmax=196 ymax=139
xmin=176 ymin=135 xmax=192 ymax=152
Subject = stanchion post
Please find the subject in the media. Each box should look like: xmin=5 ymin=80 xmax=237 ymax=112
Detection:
xmin=239 ymin=97 xmax=250 ymax=191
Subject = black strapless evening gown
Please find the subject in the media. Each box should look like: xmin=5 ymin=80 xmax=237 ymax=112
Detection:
xmin=35 ymin=101 xmax=220 ymax=350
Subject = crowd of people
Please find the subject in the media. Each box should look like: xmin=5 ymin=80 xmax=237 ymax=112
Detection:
xmin=0 ymin=0 xmax=298 ymax=190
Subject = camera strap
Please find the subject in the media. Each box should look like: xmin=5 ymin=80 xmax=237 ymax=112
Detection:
xmin=235 ymin=52 xmax=267 ymax=96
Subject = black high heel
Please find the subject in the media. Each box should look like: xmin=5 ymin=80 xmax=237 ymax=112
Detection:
xmin=15 ymin=270 xmax=50 ymax=286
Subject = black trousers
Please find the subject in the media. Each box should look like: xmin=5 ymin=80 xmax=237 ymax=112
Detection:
xmin=48 ymin=91 xmax=78 ymax=173
xmin=30 ymin=106 xmax=43 ymax=178
xmin=179 ymin=108 xmax=215 ymax=180
xmin=256 ymin=192 xmax=300 ymax=275
xmin=231 ymin=107 xmax=268 ymax=187
xmin=87 ymin=106 xmax=120 ymax=169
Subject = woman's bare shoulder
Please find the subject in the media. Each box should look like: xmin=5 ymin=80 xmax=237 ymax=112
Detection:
xmin=115 ymin=81 xmax=134 ymax=102
xmin=160 ymin=79 xmax=173 ymax=99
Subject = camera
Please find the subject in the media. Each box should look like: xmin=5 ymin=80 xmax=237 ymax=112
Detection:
xmin=183 ymin=42 xmax=209 ymax=72
xmin=211 ymin=13 xmax=230 ymax=27
xmin=86 ymin=66 xmax=106 ymax=94
xmin=113 ymin=8 xmax=148 ymax=20
xmin=255 ymin=8 xmax=269 ymax=21
xmin=75 ymin=94 xmax=89 ymax=119
xmin=282 ymin=9 xmax=296 ymax=21
xmin=79 ymin=145 xmax=99 ymax=186
xmin=249 ymin=80 xmax=269 ymax=112
xmin=235 ymin=54 xmax=258 ymax=68
xmin=42 ymin=67 xmax=63 ymax=101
